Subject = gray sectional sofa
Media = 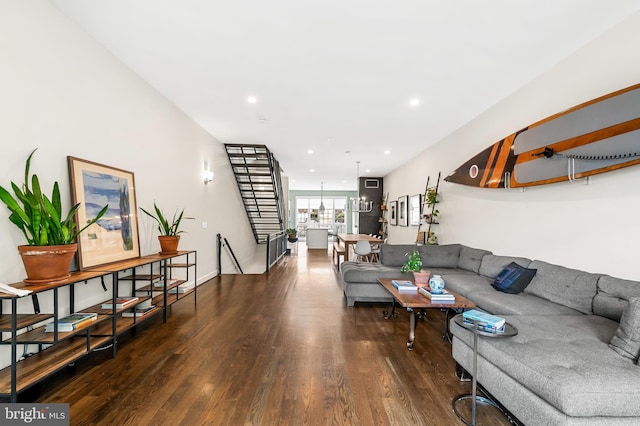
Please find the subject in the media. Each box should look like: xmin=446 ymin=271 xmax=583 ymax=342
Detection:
xmin=340 ymin=243 xmax=640 ymax=425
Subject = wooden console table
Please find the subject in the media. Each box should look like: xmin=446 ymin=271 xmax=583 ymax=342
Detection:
xmin=0 ymin=250 xmax=197 ymax=402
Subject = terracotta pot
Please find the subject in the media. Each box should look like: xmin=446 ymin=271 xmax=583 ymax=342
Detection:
xmin=18 ymin=244 xmax=77 ymax=284
xmin=413 ymin=270 xmax=431 ymax=286
xmin=158 ymin=235 xmax=180 ymax=255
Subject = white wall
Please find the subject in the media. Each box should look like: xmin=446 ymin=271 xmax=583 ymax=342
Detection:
xmin=385 ymin=11 xmax=640 ymax=281
xmin=0 ymin=0 xmax=259 ymax=341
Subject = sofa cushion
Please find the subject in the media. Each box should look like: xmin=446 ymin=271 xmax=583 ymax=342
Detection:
xmin=341 ymin=262 xmax=410 ymax=284
xmin=594 ymin=275 xmax=640 ymax=322
xmin=524 ymin=260 xmax=600 ymax=315
xmin=379 ymin=244 xmax=420 ymax=267
xmin=609 ymin=297 xmax=640 ymax=361
xmin=441 ymin=274 xmax=492 ymax=298
xmin=491 ymin=262 xmax=537 ymax=294
xmin=479 ymin=254 xmax=532 ymax=278
xmin=466 ymin=290 xmax=583 ymax=316
xmin=451 ymin=314 xmax=640 ymax=417
xmin=418 ymin=244 xmax=461 ymax=268
xmin=457 ymin=245 xmax=492 ymax=273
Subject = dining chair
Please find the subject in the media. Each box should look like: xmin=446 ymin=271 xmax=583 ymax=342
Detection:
xmin=370 ymin=238 xmax=386 ymax=262
xmin=354 ymin=240 xmax=373 ymax=262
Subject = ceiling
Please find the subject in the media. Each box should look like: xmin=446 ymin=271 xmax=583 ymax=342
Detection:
xmin=50 ymin=0 xmax=640 ymax=191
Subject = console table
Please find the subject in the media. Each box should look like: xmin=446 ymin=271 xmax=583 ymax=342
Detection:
xmin=0 ymin=250 xmax=197 ymax=402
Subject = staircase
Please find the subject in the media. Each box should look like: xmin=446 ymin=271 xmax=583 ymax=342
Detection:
xmin=225 ymin=144 xmax=286 ymax=244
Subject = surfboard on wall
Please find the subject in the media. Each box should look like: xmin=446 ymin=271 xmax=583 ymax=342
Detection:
xmin=444 ymin=83 xmax=640 ymax=188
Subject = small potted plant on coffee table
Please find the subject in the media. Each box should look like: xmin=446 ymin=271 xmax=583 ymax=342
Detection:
xmin=400 ymin=249 xmax=431 ymax=286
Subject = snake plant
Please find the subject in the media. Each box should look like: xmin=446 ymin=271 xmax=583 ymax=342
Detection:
xmin=140 ymin=202 xmax=185 ymax=236
xmin=0 ymin=149 xmax=108 ymax=246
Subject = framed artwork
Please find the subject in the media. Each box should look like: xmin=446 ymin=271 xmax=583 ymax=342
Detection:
xmin=409 ymin=194 xmax=422 ymax=226
xmin=389 ymin=200 xmax=398 ymax=226
xmin=68 ymin=157 xmax=140 ymax=270
xmin=398 ymin=195 xmax=408 ymax=227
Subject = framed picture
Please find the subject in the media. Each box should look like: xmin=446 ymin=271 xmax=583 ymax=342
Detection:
xmin=398 ymin=195 xmax=408 ymax=227
xmin=68 ymin=157 xmax=140 ymax=270
xmin=389 ymin=200 xmax=398 ymax=226
xmin=409 ymin=194 xmax=422 ymax=226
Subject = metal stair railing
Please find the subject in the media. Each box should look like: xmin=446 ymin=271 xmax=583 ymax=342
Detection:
xmin=225 ymin=144 xmax=286 ymax=244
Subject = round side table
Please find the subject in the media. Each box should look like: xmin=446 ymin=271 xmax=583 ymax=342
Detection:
xmin=452 ymin=314 xmax=518 ymax=425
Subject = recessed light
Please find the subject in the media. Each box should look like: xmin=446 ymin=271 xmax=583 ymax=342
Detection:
xmin=310 ymin=169 xmax=315 ymax=173
xmin=247 ymin=96 xmax=257 ymax=104
xmin=366 ymin=169 xmax=370 ymax=173
xmin=410 ymin=98 xmax=420 ymax=107
xmin=384 ymin=150 xmax=391 ymax=155
xmin=307 ymin=149 xmax=314 ymax=154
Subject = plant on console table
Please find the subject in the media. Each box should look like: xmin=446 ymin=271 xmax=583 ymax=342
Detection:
xmin=400 ymin=249 xmax=431 ymax=285
xmin=0 ymin=149 xmax=108 ymax=284
xmin=140 ymin=202 xmax=185 ymax=255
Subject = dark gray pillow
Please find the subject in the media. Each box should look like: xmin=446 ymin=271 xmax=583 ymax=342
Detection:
xmin=610 ymin=297 xmax=640 ymax=361
xmin=491 ymin=262 xmax=536 ymax=294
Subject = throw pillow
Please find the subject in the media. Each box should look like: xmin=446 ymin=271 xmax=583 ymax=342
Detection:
xmin=491 ymin=262 xmax=537 ymax=294
xmin=610 ymin=297 xmax=640 ymax=361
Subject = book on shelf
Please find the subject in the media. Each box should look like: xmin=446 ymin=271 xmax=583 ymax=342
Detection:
xmin=153 ymin=278 xmax=181 ymax=288
xmin=45 ymin=312 xmax=97 ymax=332
xmin=168 ymin=281 xmax=196 ymax=294
xmin=101 ymin=296 xmax=139 ymax=310
xmin=391 ymin=280 xmax=418 ymax=292
xmin=462 ymin=318 xmax=505 ymax=334
xmin=122 ymin=305 xmax=157 ymax=317
xmin=418 ymin=287 xmax=455 ymax=301
xmin=462 ymin=309 xmax=505 ymax=328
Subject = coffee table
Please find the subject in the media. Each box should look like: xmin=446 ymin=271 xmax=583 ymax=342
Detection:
xmin=377 ymin=278 xmax=475 ymax=350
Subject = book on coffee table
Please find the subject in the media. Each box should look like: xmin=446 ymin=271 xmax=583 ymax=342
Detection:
xmin=419 ymin=287 xmax=455 ymax=301
xmin=391 ymin=280 xmax=418 ymax=292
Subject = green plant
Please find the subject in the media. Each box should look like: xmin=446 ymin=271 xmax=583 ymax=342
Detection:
xmin=286 ymin=227 xmax=297 ymax=235
xmin=0 ymin=149 xmax=107 ymax=246
xmin=426 ymin=188 xmax=439 ymax=217
xmin=140 ymin=202 xmax=185 ymax=236
xmin=400 ymin=249 xmax=422 ymax=273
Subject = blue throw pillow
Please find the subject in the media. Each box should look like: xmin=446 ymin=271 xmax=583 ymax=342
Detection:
xmin=492 ymin=262 xmax=537 ymax=294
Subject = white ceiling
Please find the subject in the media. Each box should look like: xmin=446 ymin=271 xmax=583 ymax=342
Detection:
xmin=50 ymin=0 xmax=640 ymax=190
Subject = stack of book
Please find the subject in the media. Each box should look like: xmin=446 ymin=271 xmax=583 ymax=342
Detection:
xmin=45 ymin=312 xmax=97 ymax=332
xmin=122 ymin=305 xmax=157 ymax=318
xmin=153 ymin=278 xmax=181 ymax=288
xmin=462 ymin=309 xmax=505 ymax=333
xmin=168 ymin=281 xmax=195 ymax=294
xmin=101 ymin=296 xmax=139 ymax=310
xmin=391 ymin=280 xmax=418 ymax=293
xmin=418 ymin=287 xmax=455 ymax=303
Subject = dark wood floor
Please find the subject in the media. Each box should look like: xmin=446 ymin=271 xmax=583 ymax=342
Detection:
xmin=31 ymin=247 xmax=511 ymax=425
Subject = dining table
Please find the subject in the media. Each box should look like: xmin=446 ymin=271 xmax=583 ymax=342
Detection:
xmin=336 ymin=233 xmax=382 ymax=262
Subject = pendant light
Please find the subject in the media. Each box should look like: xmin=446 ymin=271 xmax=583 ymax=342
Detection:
xmin=319 ymin=181 xmax=325 ymax=213
xmin=348 ymin=161 xmax=372 ymax=212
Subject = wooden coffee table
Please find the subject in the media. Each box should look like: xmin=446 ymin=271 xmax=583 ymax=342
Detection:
xmin=378 ymin=278 xmax=475 ymax=350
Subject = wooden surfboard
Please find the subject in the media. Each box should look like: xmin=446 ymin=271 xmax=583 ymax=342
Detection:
xmin=444 ymin=83 xmax=640 ymax=188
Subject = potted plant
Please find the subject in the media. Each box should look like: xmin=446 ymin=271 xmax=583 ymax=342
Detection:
xmin=140 ymin=202 xmax=185 ymax=254
xmin=400 ymin=249 xmax=431 ymax=285
xmin=0 ymin=149 xmax=108 ymax=284
xmin=426 ymin=188 xmax=439 ymax=218
xmin=286 ymin=227 xmax=297 ymax=239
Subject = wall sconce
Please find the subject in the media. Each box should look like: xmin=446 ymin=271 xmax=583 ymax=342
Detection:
xmin=203 ymin=160 xmax=214 ymax=184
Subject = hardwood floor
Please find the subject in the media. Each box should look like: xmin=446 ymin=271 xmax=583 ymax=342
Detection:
xmin=30 ymin=247 xmax=511 ymax=425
